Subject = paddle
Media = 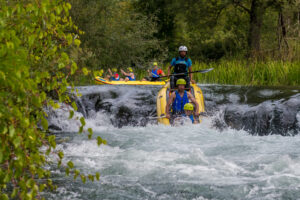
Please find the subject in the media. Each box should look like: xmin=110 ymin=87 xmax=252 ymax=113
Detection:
xmin=158 ymin=68 xmax=214 ymax=78
xmin=148 ymin=115 xmax=166 ymax=119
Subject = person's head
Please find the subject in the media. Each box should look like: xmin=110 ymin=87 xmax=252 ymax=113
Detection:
xmin=112 ymin=68 xmax=117 ymax=73
xmin=127 ymin=67 xmax=133 ymax=73
xmin=178 ymin=46 xmax=188 ymax=58
xmin=153 ymin=62 xmax=158 ymax=69
xmin=184 ymin=103 xmax=194 ymax=116
xmin=176 ymin=78 xmax=186 ymax=91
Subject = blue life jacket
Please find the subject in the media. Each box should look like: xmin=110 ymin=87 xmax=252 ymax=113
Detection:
xmin=182 ymin=114 xmax=194 ymax=123
xmin=127 ymin=74 xmax=136 ymax=81
xmin=172 ymin=91 xmax=189 ymax=114
xmin=151 ymin=69 xmax=160 ymax=78
xmin=111 ymin=73 xmax=120 ymax=81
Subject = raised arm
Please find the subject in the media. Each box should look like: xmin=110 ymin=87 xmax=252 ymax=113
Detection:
xmin=165 ymin=92 xmax=175 ymax=119
xmin=121 ymin=69 xmax=129 ymax=76
xmin=108 ymin=68 xmax=113 ymax=76
xmin=187 ymin=92 xmax=199 ymax=114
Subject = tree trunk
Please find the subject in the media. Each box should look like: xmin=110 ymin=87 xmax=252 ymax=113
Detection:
xmin=278 ymin=11 xmax=289 ymax=52
xmin=248 ymin=0 xmax=266 ymax=58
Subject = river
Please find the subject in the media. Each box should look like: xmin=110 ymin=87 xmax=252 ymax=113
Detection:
xmin=45 ymin=84 xmax=300 ymax=200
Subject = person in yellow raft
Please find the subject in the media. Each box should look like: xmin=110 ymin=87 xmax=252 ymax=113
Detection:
xmin=165 ymin=79 xmax=199 ymax=124
xmin=148 ymin=62 xmax=165 ymax=81
xmin=142 ymin=62 xmax=165 ymax=81
xmin=106 ymin=68 xmax=120 ymax=81
xmin=121 ymin=67 xmax=136 ymax=81
xmin=182 ymin=103 xmax=199 ymax=124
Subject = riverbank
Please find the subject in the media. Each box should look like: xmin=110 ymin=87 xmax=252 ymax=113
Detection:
xmin=192 ymin=60 xmax=300 ymax=86
xmin=73 ymin=60 xmax=300 ymax=86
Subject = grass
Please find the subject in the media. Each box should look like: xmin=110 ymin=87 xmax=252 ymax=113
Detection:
xmin=192 ymin=60 xmax=300 ymax=86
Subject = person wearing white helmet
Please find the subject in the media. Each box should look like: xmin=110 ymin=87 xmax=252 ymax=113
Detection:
xmin=168 ymin=46 xmax=193 ymax=90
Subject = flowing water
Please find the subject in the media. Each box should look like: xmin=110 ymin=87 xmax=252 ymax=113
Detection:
xmin=46 ymin=85 xmax=300 ymax=200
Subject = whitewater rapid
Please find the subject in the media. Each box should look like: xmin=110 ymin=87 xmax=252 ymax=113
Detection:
xmin=45 ymin=85 xmax=300 ymax=200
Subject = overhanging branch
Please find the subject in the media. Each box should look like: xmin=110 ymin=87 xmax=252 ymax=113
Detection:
xmin=232 ymin=0 xmax=251 ymax=13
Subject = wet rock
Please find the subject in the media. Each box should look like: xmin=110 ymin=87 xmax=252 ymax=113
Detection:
xmin=47 ymin=85 xmax=299 ymax=135
xmin=48 ymin=124 xmax=62 ymax=131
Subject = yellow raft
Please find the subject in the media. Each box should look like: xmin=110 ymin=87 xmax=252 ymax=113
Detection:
xmin=156 ymin=82 xmax=205 ymax=125
xmin=95 ymin=76 xmax=166 ymax=86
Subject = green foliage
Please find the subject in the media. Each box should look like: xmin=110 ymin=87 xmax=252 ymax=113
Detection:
xmin=69 ymin=0 xmax=167 ymax=72
xmin=65 ymin=0 xmax=300 ymax=86
xmin=134 ymin=0 xmax=177 ymax=51
xmin=134 ymin=0 xmax=300 ymax=61
xmin=0 ymin=0 xmax=105 ymax=199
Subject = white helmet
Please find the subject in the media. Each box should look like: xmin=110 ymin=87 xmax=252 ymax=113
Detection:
xmin=178 ymin=46 xmax=188 ymax=52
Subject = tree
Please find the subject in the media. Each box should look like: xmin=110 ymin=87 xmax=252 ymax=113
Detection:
xmin=134 ymin=0 xmax=177 ymax=54
xmin=70 ymin=0 xmax=166 ymax=70
xmin=232 ymin=0 xmax=295 ymax=57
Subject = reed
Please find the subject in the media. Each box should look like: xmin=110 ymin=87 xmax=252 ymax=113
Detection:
xmin=192 ymin=60 xmax=300 ymax=86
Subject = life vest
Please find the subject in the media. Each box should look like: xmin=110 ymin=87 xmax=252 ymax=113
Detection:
xmin=112 ymin=73 xmax=120 ymax=81
xmin=127 ymin=73 xmax=135 ymax=81
xmin=174 ymin=57 xmax=188 ymax=74
xmin=183 ymin=114 xmax=194 ymax=123
xmin=151 ymin=69 xmax=160 ymax=78
xmin=172 ymin=90 xmax=189 ymax=114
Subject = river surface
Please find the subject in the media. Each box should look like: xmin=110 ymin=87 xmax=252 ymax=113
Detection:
xmin=46 ymin=85 xmax=300 ymax=200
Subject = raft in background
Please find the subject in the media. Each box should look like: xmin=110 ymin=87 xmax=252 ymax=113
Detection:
xmin=156 ymin=82 xmax=205 ymax=125
xmin=95 ymin=76 xmax=166 ymax=86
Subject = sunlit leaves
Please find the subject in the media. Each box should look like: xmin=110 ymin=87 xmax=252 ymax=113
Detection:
xmin=41 ymin=117 xmax=48 ymax=130
xmin=88 ymin=128 xmax=93 ymax=139
xmin=69 ymin=110 xmax=74 ymax=119
xmin=13 ymin=137 xmax=22 ymax=148
xmin=82 ymin=67 xmax=89 ymax=75
xmin=0 ymin=194 xmax=9 ymax=200
xmin=74 ymin=39 xmax=81 ymax=47
xmin=71 ymin=101 xmax=78 ymax=111
xmin=74 ymin=169 xmax=80 ymax=180
xmin=0 ymin=1 xmax=102 ymax=198
xmin=71 ymin=62 xmax=78 ymax=75
xmin=97 ymin=136 xmax=107 ymax=146
xmin=67 ymin=161 xmax=74 ymax=169
xmin=95 ymin=172 xmax=100 ymax=181
xmin=48 ymin=135 xmax=56 ymax=149
xmin=80 ymin=117 xmax=85 ymax=126
xmin=80 ymin=174 xmax=86 ymax=183
xmin=88 ymin=174 xmax=94 ymax=181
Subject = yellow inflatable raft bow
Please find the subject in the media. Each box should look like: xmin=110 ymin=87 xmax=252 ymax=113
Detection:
xmin=95 ymin=76 xmax=167 ymax=86
xmin=156 ymin=82 xmax=205 ymax=125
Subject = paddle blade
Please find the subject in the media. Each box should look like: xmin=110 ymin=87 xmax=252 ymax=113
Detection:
xmin=197 ymin=68 xmax=214 ymax=73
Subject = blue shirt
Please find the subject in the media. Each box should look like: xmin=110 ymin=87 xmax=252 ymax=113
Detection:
xmin=170 ymin=57 xmax=192 ymax=72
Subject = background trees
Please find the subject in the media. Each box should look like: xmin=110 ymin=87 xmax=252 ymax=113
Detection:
xmin=68 ymin=0 xmax=300 ymax=68
xmin=131 ymin=0 xmax=300 ymax=61
xmin=69 ymin=0 xmax=167 ymax=70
